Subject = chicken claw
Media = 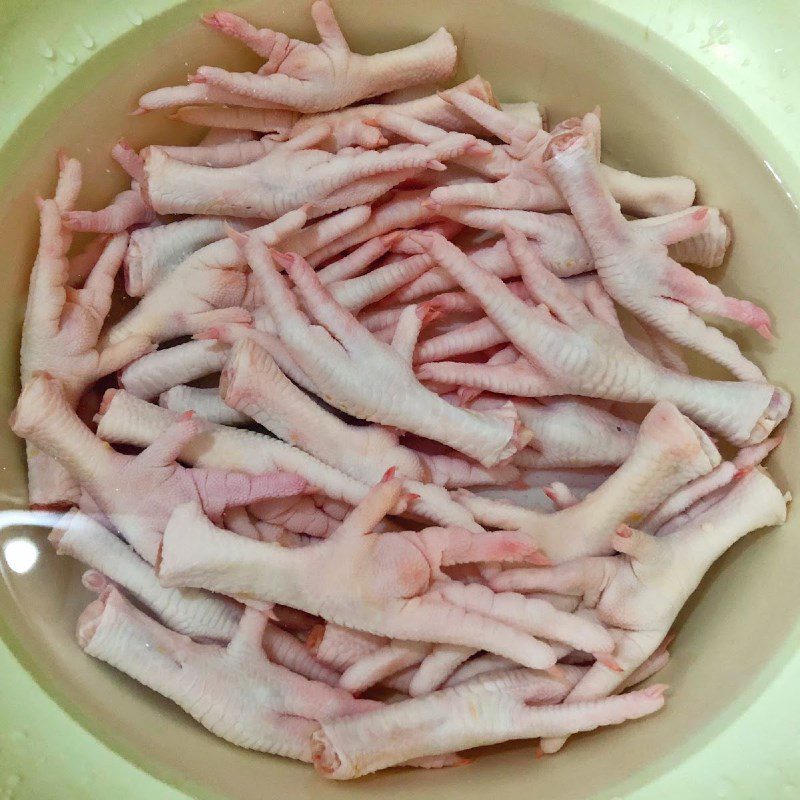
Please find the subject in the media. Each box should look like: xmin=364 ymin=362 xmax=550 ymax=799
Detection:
xmin=194 ymin=1 xmax=456 ymax=113
xmin=312 ymin=676 xmax=666 ymax=778
xmin=545 ymin=125 xmax=769 ymax=381
xmin=79 ymin=589 xmax=375 ymax=760
xmin=21 ymin=156 xmax=152 ymax=506
xmin=493 ymin=467 xmax=787 ymax=753
xmin=11 ymin=375 xmax=307 ymax=563
xmin=144 ymin=130 xmax=446 ymax=219
xmin=411 ymin=229 xmax=789 ymax=445
xmin=456 ymin=401 xmax=720 ymax=561
xmin=159 ymin=478 xmax=600 ymax=670
xmin=240 ymin=235 xmax=529 ymax=467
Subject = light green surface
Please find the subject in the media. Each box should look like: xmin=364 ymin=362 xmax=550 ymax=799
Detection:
xmin=1 ymin=1 xmax=799 ymax=798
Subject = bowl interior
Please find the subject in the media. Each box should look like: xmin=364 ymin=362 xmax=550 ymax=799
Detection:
xmin=0 ymin=2 xmax=798 ymax=799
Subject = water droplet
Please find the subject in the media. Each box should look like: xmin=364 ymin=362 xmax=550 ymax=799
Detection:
xmin=785 ymin=104 xmax=794 ymax=114
xmin=687 ymin=20 xmax=696 ymax=33
xmin=75 ymin=25 xmax=95 ymax=49
xmin=62 ymin=50 xmax=77 ymax=65
xmin=700 ymin=19 xmax=731 ymax=49
xmin=126 ymin=9 xmax=144 ymax=26
xmin=37 ymin=83 xmax=45 ymax=93
xmin=779 ymin=65 xmax=789 ymax=78
xmin=37 ymin=39 xmax=55 ymax=59
xmin=741 ymin=57 xmax=751 ymax=67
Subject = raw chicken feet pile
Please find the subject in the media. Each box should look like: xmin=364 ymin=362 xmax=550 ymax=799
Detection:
xmin=11 ymin=0 xmax=791 ymax=782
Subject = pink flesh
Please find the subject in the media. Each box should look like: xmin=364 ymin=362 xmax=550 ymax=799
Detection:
xmin=244 ymin=242 xmax=530 ymax=467
xmin=496 ymin=467 xmax=786 ymax=753
xmin=191 ymin=3 xmax=457 ymax=114
xmin=410 ymin=230 xmax=788 ymax=446
xmin=12 ymin=375 xmax=307 ymax=564
xmin=544 ymin=127 xmax=769 ymax=380
xmin=21 ymin=156 xmax=151 ymax=505
xmin=454 ymin=401 xmax=721 ymax=562
xmin=79 ymin=588 xmax=375 ymax=760
xmin=157 ymin=481 xmax=602 ymax=670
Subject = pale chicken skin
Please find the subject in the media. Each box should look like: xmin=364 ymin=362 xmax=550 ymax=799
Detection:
xmin=427 ymin=95 xmax=696 ymax=218
xmin=313 ymin=679 xmax=666 ymax=778
xmin=11 ymin=375 xmax=307 ymax=564
xmin=493 ymin=467 xmax=787 ymax=753
xmin=10 ymin=2 xmax=792 ymax=783
xmin=455 ymin=401 xmax=722 ymax=562
xmin=158 ymin=478 xmax=614 ymax=669
xmin=79 ymin=590 xmax=376 ymax=760
xmin=411 ymin=229 xmax=788 ymax=446
xmin=237 ymin=236 xmax=530 ymax=467
xmin=221 ymin=337 xmax=517 ymax=491
xmin=190 ymin=1 xmax=457 ymax=114
xmin=21 ymin=156 xmax=151 ymax=507
xmin=544 ymin=123 xmax=769 ymax=381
